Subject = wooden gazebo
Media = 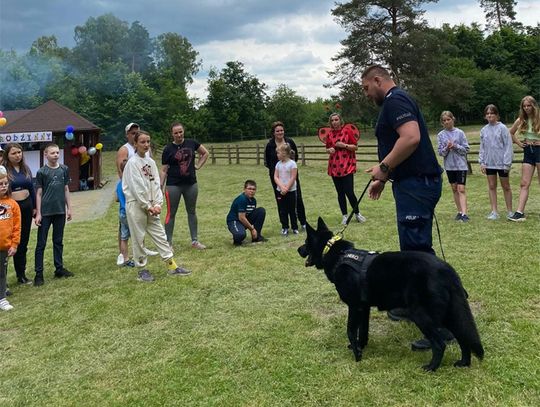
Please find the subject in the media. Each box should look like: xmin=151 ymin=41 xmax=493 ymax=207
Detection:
xmin=0 ymin=100 xmax=102 ymax=191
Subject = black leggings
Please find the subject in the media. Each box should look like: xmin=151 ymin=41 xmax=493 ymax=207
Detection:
xmin=13 ymin=195 xmax=33 ymax=279
xmin=332 ymin=173 xmax=358 ymax=215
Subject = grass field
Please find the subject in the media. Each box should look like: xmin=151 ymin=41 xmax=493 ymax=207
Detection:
xmin=0 ymin=134 xmax=539 ymax=406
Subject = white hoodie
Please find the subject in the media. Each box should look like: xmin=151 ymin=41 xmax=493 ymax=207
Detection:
xmin=122 ymin=154 xmax=163 ymax=210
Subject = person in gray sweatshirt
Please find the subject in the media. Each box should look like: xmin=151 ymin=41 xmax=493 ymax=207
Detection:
xmin=437 ymin=111 xmax=470 ymax=221
xmin=479 ymin=104 xmax=513 ymax=220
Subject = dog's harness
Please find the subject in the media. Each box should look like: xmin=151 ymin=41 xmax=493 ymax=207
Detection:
xmin=334 ymin=249 xmax=379 ymax=302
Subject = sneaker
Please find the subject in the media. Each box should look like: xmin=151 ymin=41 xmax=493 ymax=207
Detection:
xmin=281 ymin=228 xmax=289 ymax=236
xmin=454 ymin=213 xmax=462 ymax=221
xmin=137 ymin=269 xmax=154 ymax=282
xmin=387 ymin=308 xmax=410 ymax=322
xmin=17 ymin=276 xmax=32 ymax=285
xmin=508 ymin=211 xmax=526 ymax=222
xmin=116 ymin=253 xmax=125 ymax=266
xmin=411 ymin=329 xmax=455 ymax=351
xmin=143 ymin=248 xmax=159 ymax=256
xmin=123 ymin=260 xmax=135 ymax=267
xmin=355 ymin=213 xmax=366 ymax=223
xmin=5 ymin=288 xmax=12 ymax=296
xmin=341 ymin=215 xmax=348 ymax=225
xmin=34 ymin=274 xmax=44 ymax=287
xmin=191 ymin=241 xmax=206 ymax=250
xmin=0 ymin=298 xmax=14 ymax=311
xmin=54 ymin=268 xmax=74 ymax=278
xmin=507 ymin=211 xmax=514 ymax=219
xmin=301 ymin=224 xmax=307 ymax=232
xmin=460 ymin=214 xmax=470 ymax=222
xmin=168 ymin=266 xmax=192 ymax=276
xmin=486 ymin=211 xmax=499 ymax=220
xmin=252 ymin=236 xmax=268 ymax=243
xmin=292 ymin=229 xmax=299 ymax=235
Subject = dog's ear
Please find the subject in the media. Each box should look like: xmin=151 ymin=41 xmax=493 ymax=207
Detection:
xmin=317 ymin=217 xmax=329 ymax=231
xmin=305 ymin=222 xmax=315 ymax=235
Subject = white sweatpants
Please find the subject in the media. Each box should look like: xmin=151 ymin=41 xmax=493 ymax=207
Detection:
xmin=126 ymin=201 xmax=173 ymax=267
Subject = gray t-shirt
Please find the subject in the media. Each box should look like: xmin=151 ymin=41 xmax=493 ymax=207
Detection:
xmin=36 ymin=165 xmax=70 ymax=216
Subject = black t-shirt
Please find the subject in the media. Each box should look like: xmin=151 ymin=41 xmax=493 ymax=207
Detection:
xmin=161 ymin=139 xmax=201 ymax=186
xmin=375 ymin=87 xmax=441 ymax=180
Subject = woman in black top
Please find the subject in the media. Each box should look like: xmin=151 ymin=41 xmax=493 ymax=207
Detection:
xmin=264 ymin=121 xmax=307 ymax=229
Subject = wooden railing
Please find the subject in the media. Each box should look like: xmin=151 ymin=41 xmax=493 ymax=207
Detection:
xmin=205 ymin=142 xmax=523 ymax=174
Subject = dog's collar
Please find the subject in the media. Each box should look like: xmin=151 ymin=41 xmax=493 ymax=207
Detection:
xmin=323 ymin=234 xmax=342 ymax=256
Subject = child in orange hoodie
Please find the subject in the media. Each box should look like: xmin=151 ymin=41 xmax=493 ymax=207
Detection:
xmin=0 ymin=165 xmax=21 ymax=311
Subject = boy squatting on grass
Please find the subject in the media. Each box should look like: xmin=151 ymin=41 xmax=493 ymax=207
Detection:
xmin=0 ymin=165 xmax=21 ymax=311
xmin=34 ymin=143 xmax=74 ymax=286
xmin=122 ymin=130 xmax=191 ymax=282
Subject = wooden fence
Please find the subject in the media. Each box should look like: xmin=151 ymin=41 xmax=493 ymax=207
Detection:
xmin=206 ymin=141 xmax=524 ymax=174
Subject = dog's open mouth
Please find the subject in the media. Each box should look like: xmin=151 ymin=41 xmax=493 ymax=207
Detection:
xmin=304 ymin=255 xmax=314 ymax=267
xmin=298 ymin=244 xmax=314 ymax=267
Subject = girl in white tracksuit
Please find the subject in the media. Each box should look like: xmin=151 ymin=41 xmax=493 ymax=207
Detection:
xmin=122 ymin=130 xmax=191 ymax=280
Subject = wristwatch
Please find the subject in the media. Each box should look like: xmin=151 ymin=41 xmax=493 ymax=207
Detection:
xmin=379 ymin=162 xmax=390 ymax=173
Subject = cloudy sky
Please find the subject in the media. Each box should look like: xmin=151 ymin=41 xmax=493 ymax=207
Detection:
xmin=0 ymin=0 xmax=538 ymax=101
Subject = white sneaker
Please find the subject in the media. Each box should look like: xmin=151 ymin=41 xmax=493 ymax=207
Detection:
xmin=116 ymin=254 xmax=124 ymax=266
xmin=486 ymin=211 xmax=500 ymax=220
xmin=143 ymin=248 xmax=159 ymax=256
xmin=191 ymin=241 xmax=206 ymax=250
xmin=342 ymin=215 xmax=348 ymax=225
xmin=281 ymin=228 xmax=289 ymax=236
xmin=355 ymin=213 xmax=366 ymax=223
xmin=506 ymin=211 xmax=514 ymax=219
xmin=0 ymin=298 xmax=14 ymax=311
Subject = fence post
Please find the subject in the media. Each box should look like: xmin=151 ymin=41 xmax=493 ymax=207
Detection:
xmin=467 ymin=161 xmax=473 ymax=175
xmin=210 ymin=145 xmax=215 ymax=164
xmin=301 ymin=143 xmax=306 ymax=166
xmin=227 ymin=145 xmax=231 ymax=165
xmin=236 ymin=145 xmax=240 ymax=164
xmin=256 ymin=144 xmax=260 ymax=165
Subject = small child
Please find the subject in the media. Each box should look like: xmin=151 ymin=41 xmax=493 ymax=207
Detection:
xmin=0 ymin=165 xmax=21 ymax=310
xmin=122 ymin=130 xmax=191 ymax=282
xmin=34 ymin=143 xmax=73 ymax=286
xmin=479 ymin=104 xmax=514 ymax=220
xmin=274 ymin=143 xmax=298 ymax=235
xmin=437 ymin=111 xmax=470 ymax=222
xmin=116 ymin=159 xmax=135 ymax=267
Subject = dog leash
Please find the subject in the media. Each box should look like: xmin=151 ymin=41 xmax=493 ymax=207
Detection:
xmin=336 ymin=179 xmax=372 ymax=235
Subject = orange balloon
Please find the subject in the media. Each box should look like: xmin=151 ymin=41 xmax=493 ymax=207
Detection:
xmin=0 ymin=117 xmax=7 ymax=126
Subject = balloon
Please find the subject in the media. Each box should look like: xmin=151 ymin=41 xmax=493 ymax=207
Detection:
xmin=78 ymin=146 xmax=87 ymax=154
xmin=88 ymin=147 xmax=97 ymax=155
xmin=0 ymin=111 xmax=4 ymax=117
xmin=71 ymin=147 xmax=79 ymax=156
xmin=95 ymin=143 xmax=103 ymax=150
xmin=0 ymin=117 xmax=7 ymax=126
xmin=66 ymin=125 xmax=74 ymax=133
xmin=65 ymin=132 xmax=74 ymax=140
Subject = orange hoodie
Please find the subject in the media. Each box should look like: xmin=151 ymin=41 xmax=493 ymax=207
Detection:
xmin=0 ymin=197 xmax=21 ymax=251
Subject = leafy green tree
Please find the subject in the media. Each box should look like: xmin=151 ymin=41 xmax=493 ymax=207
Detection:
xmin=72 ymin=14 xmax=130 ymax=70
xmin=125 ymin=21 xmax=153 ymax=73
xmin=479 ymin=0 xmax=517 ymax=30
xmin=153 ymin=33 xmax=201 ymax=89
xmin=267 ymin=84 xmax=307 ymax=136
xmin=330 ymin=0 xmax=439 ymax=84
xmin=29 ymin=35 xmax=70 ymax=59
xmin=0 ymin=50 xmax=42 ymax=109
xmin=205 ymin=61 xmax=268 ymax=141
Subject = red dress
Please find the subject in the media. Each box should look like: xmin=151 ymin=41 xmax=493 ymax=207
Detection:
xmin=326 ymin=127 xmax=357 ymax=177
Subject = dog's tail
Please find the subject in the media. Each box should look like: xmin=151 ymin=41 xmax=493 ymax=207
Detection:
xmin=448 ymin=276 xmax=484 ymax=360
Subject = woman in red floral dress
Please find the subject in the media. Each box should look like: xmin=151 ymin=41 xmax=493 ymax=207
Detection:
xmin=325 ymin=113 xmax=366 ymax=224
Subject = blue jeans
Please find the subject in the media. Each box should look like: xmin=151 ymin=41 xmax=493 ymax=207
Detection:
xmin=392 ymin=175 xmax=442 ymax=254
xmin=34 ymin=214 xmax=66 ymax=275
xmin=227 ymin=207 xmax=266 ymax=244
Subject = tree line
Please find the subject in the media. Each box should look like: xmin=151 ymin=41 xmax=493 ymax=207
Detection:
xmin=0 ymin=1 xmax=538 ymax=147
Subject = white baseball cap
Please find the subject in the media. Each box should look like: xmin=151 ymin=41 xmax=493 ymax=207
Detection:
xmin=125 ymin=122 xmax=140 ymax=133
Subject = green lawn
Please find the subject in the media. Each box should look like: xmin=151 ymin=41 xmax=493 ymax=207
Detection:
xmin=1 ymin=143 xmax=538 ymax=406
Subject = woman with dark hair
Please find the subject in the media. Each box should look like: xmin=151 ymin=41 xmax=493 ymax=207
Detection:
xmin=264 ymin=121 xmax=307 ymax=230
xmin=2 ymin=143 xmax=35 ymax=284
xmin=325 ymin=113 xmax=366 ymax=224
xmin=160 ymin=122 xmax=209 ymax=249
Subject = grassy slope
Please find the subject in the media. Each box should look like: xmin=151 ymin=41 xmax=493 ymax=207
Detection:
xmin=0 ymin=129 xmax=538 ymax=406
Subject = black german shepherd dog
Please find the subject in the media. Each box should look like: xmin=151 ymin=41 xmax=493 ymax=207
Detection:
xmin=298 ymin=217 xmax=484 ymax=371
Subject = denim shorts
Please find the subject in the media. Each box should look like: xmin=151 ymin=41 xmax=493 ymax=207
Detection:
xmin=119 ymin=214 xmax=130 ymax=240
xmin=523 ymin=144 xmax=540 ymax=165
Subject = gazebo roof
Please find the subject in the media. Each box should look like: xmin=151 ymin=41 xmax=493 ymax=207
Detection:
xmin=0 ymin=100 xmax=100 ymax=133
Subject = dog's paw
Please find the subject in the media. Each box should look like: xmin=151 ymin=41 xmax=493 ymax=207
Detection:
xmin=422 ymin=364 xmax=438 ymax=372
xmin=453 ymin=359 xmax=471 ymax=368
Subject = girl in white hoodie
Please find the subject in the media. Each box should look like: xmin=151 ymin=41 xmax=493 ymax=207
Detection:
xmin=122 ymin=130 xmax=191 ymax=281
